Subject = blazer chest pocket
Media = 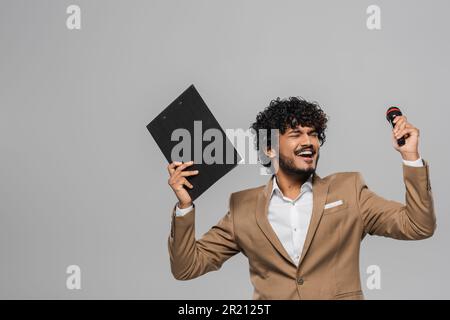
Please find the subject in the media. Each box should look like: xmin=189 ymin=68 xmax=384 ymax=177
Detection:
xmin=323 ymin=200 xmax=349 ymax=215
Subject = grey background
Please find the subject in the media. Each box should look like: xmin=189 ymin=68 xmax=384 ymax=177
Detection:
xmin=0 ymin=0 xmax=449 ymax=299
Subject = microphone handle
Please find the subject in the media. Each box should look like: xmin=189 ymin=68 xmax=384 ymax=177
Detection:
xmin=389 ymin=116 xmax=406 ymax=146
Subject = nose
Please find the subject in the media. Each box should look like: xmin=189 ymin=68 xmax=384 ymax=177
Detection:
xmin=300 ymin=133 xmax=312 ymax=146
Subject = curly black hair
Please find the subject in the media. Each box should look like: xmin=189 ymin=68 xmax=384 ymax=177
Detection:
xmin=250 ymin=97 xmax=329 ymax=167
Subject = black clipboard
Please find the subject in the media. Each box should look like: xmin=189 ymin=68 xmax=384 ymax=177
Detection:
xmin=146 ymin=85 xmax=242 ymax=201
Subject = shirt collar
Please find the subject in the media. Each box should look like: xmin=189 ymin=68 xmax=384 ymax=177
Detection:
xmin=270 ymin=174 xmax=313 ymax=199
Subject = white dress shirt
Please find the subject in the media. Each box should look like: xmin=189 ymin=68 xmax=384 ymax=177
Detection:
xmin=267 ymin=174 xmax=313 ymax=265
xmin=174 ymin=158 xmax=424 ymax=266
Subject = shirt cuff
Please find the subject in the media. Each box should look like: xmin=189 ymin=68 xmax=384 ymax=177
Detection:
xmin=402 ymin=157 xmax=424 ymax=167
xmin=175 ymin=203 xmax=194 ymax=216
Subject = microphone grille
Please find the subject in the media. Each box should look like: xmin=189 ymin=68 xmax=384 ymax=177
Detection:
xmin=386 ymin=106 xmax=401 ymax=115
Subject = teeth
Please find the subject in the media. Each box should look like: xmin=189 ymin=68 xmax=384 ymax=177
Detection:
xmin=298 ymin=150 xmax=313 ymax=156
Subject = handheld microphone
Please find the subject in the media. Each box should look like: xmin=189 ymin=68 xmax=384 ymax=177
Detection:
xmin=386 ymin=106 xmax=406 ymax=146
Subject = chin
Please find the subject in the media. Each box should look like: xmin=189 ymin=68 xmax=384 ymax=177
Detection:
xmin=295 ymin=159 xmax=314 ymax=168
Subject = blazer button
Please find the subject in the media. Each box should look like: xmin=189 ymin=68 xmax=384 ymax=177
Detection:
xmin=297 ymin=277 xmax=304 ymax=285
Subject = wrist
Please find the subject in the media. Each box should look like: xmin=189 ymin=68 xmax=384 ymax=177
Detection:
xmin=178 ymin=201 xmax=193 ymax=209
xmin=401 ymin=152 xmax=420 ymax=161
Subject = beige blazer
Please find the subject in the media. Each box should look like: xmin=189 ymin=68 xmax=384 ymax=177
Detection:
xmin=168 ymin=161 xmax=436 ymax=299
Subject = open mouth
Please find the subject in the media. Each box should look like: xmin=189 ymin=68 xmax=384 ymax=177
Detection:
xmin=295 ymin=149 xmax=315 ymax=160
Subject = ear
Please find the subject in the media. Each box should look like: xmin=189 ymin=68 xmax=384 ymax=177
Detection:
xmin=263 ymin=146 xmax=277 ymax=159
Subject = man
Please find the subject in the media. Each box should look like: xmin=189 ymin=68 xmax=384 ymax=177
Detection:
xmin=166 ymin=97 xmax=436 ymax=300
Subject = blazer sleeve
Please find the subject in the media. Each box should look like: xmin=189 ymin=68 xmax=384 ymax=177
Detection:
xmin=356 ymin=159 xmax=436 ymax=240
xmin=168 ymin=194 xmax=241 ymax=280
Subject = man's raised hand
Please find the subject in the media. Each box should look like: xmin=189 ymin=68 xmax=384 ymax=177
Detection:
xmin=167 ymin=160 xmax=199 ymax=208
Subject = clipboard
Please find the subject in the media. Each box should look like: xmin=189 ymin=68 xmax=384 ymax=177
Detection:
xmin=146 ymin=84 xmax=241 ymax=201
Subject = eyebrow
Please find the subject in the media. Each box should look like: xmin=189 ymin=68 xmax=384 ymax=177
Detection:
xmin=288 ymin=128 xmax=317 ymax=134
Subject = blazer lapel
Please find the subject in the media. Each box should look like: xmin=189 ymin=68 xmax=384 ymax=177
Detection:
xmin=255 ymin=175 xmax=295 ymax=266
xmin=298 ymin=173 xmax=330 ymax=266
xmin=255 ymin=172 xmax=331 ymax=268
